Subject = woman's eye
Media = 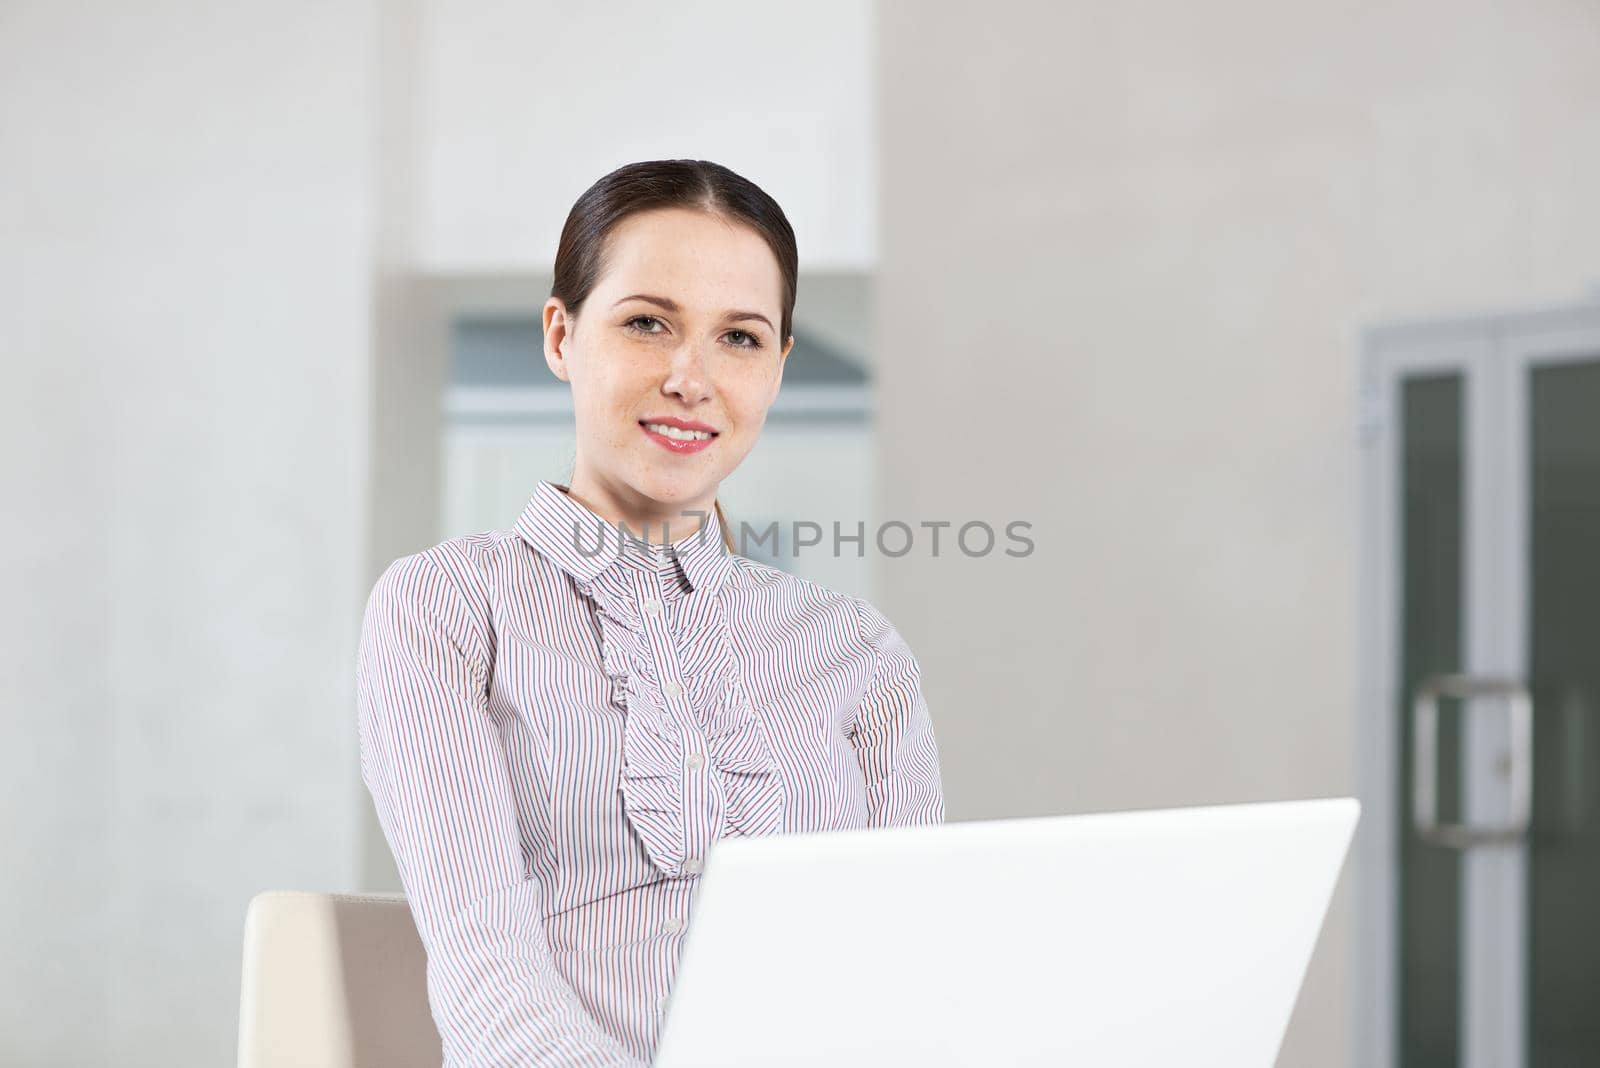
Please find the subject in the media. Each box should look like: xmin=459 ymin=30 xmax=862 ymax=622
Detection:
xmin=624 ymin=316 xmax=761 ymax=350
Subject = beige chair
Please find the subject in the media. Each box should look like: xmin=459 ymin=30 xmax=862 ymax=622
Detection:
xmin=237 ymin=890 xmax=443 ymax=1068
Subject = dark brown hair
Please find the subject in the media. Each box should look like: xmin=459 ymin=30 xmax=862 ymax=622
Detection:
xmin=551 ymin=159 xmax=798 ymax=555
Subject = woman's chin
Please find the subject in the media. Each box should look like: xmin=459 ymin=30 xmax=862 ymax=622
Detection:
xmin=628 ymin=467 xmax=717 ymax=509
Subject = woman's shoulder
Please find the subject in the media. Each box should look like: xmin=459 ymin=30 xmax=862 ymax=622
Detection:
xmin=377 ymin=527 xmax=512 ymax=587
xmin=722 ymin=555 xmax=898 ymax=643
xmin=365 ymin=527 xmax=524 ymax=638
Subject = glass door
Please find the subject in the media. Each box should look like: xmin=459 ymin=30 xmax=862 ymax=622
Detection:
xmin=1397 ymin=369 xmax=1466 ymax=1067
xmin=1508 ymin=321 xmax=1600 ymax=1067
xmin=1359 ymin=304 xmax=1600 ymax=1068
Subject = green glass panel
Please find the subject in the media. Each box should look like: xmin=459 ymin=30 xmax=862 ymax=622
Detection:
xmin=1527 ymin=357 xmax=1600 ymax=1067
xmin=1400 ymin=374 xmax=1465 ymax=1067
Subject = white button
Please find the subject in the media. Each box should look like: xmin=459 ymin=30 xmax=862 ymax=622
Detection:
xmin=642 ymin=599 xmax=662 ymax=616
xmin=684 ymin=752 xmax=705 ymax=771
xmin=682 ymin=855 xmax=702 ymax=875
xmin=657 ymin=996 xmax=671 ymax=1016
xmin=662 ymin=917 xmax=684 ymax=935
xmin=662 ymin=680 xmax=683 ymax=699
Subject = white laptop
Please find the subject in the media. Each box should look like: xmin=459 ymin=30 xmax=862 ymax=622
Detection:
xmin=653 ymin=796 xmax=1358 ymax=1067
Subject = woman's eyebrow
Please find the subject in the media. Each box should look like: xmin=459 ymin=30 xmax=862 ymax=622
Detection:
xmin=726 ymin=310 xmax=775 ymax=331
xmin=613 ymin=293 xmax=773 ymax=332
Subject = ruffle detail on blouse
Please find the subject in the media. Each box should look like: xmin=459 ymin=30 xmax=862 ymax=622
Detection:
xmin=584 ymin=580 xmax=786 ymax=880
xmin=676 ymin=607 xmax=787 ymax=842
xmin=591 ymin=604 xmax=685 ymax=877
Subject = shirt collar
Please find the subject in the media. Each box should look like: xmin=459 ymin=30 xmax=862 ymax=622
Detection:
xmin=514 ymin=480 xmax=735 ymax=598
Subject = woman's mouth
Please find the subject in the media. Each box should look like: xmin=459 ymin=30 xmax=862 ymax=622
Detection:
xmin=640 ymin=420 xmax=719 ymax=455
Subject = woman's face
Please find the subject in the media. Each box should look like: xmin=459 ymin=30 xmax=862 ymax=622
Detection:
xmin=542 ymin=207 xmax=792 ymax=536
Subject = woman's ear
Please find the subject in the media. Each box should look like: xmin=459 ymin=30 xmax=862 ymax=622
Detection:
xmin=769 ymin=333 xmax=793 ymax=403
xmin=543 ymin=298 xmax=573 ymax=383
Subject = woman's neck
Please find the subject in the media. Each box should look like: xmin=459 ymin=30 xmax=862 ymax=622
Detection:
xmin=560 ymin=475 xmax=715 ymax=549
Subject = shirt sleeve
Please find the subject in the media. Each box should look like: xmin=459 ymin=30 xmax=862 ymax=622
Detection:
xmin=849 ymin=597 xmax=947 ymax=828
xmin=356 ymin=551 xmax=647 ymax=1068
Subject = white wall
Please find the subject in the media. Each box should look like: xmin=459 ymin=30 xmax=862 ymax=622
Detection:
xmin=875 ymin=2 xmax=1600 ymax=1066
xmin=2 ymin=2 xmax=375 ymax=1063
xmin=2 ymin=5 xmax=116 ymax=1054
xmin=410 ymin=0 xmax=878 ymax=271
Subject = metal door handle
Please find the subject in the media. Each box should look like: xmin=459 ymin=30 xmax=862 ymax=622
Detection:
xmin=1412 ymin=674 xmax=1532 ymax=849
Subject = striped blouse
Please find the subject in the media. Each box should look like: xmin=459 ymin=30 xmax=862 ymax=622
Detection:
xmin=355 ymin=480 xmax=945 ymax=1066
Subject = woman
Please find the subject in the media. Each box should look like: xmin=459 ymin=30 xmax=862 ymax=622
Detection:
xmin=356 ymin=159 xmax=945 ymax=1067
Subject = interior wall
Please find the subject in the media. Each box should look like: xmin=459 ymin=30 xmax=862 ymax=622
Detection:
xmin=409 ymin=0 xmax=879 ymax=272
xmin=1 ymin=2 xmax=377 ymax=1064
xmin=2 ymin=6 xmax=116 ymax=1060
xmin=874 ymin=2 xmax=1600 ymax=1065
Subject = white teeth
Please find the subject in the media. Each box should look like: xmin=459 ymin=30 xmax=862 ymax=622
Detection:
xmin=644 ymin=423 xmax=713 ymax=442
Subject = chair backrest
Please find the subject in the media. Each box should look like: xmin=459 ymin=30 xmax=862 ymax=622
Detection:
xmin=237 ymin=890 xmax=443 ymax=1068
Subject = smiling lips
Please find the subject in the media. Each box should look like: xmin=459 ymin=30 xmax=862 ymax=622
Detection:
xmin=640 ymin=418 xmax=719 ymax=455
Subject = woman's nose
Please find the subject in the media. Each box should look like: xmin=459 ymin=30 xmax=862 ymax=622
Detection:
xmin=661 ymin=343 xmax=714 ymax=404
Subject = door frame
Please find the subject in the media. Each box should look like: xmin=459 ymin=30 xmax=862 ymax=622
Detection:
xmin=1357 ymin=300 xmax=1600 ymax=1068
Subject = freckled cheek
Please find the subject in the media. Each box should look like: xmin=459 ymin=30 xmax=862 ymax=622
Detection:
xmin=570 ymin=396 xmax=635 ymax=451
xmin=576 ymin=371 xmax=643 ymax=426
xmin=725 ymin=387 xmax=775 ymax=433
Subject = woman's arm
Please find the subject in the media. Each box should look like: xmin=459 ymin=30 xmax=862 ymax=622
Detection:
xmin=849 ymin=598 xmax=947 ymax=828
xmin=357 ymin=551 xmax=645 ymax=1068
